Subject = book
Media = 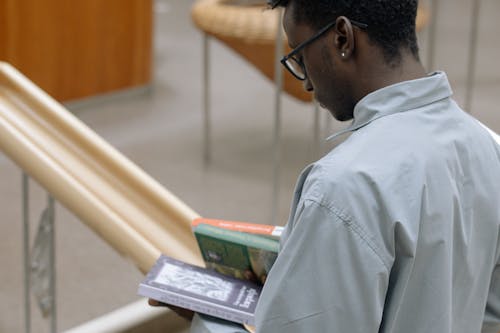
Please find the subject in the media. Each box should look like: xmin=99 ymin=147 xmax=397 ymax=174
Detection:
xmin=192 ymin=218 xmax=284 ymax=240
xmin=138 ymin=255 xmax=261 ymax=326
xmin=193 ymin=223 xmax=279 ymax=284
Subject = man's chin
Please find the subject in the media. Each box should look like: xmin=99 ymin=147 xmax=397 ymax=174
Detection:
xmin=316 ymin=98 xmax=329 ymax=112
xmin=316 ymin=98 xmax=352 ymax=121
xmin=329 ymin=109 xmax=353 ymax=122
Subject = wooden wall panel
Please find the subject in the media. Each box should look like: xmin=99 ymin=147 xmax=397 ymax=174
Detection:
xmin=0 ymin=0 xmax=152 ymax=101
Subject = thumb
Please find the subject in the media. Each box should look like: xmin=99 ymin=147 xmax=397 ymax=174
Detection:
xmin=148 ymin=299 xmax=162 ymax=306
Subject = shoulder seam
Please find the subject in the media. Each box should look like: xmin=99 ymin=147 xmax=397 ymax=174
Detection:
xmin=304 ymin=197 xmax=391 ymax=270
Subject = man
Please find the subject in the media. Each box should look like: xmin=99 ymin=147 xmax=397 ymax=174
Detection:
xmin=156 ymin=0 xmax=500 ymax=332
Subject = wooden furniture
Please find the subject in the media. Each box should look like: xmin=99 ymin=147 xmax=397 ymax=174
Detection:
xmin=0 ymin=0 xmax=153 ymax=102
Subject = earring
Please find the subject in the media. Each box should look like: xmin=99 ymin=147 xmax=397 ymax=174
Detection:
xmin=341 ymin=52 xmax=346 ymax=57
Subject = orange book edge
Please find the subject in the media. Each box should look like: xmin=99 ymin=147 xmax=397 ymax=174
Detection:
xmin=192 ymin=218 xmax=283 ymax=238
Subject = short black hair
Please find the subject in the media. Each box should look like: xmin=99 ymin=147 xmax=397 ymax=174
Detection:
xmin=268 ymin=0 xmax=420 ymax=65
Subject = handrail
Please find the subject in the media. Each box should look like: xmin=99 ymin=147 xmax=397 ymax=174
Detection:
xmin=0 ymin=62 xmax=203 ymax=274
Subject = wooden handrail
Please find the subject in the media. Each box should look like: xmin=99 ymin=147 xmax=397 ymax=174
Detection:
xmin=0 ymin=62 xmax=203 ymax=274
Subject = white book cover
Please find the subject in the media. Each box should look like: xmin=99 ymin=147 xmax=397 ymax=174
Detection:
xmin=138 ymin=255 xmax=262 ymax=326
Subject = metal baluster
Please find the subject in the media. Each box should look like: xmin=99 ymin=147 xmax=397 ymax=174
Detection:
xmin=313 ymin=101 xmax=321 ymax=160
xmin=426 ymin=0 xmax=440 ymax=71
xmin=29 ymin=190 xmax=57 ymax=332
xmin=203 ymin=33 xmax=212 ymax=165
xmin=47 ymin=194 xmax=56 ymax=333
xmin=464 ymin=0 xmax=481 ymax=113
xmin=22 ymin=173 xmax=31 ymax=333
xmin=323 ymin=108 xmax=333 ymax=155
xmin=272 ymin=9 xmax=284 ymax=225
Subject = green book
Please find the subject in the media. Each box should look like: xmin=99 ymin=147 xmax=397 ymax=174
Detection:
xmin=194 ymin=223 xmax=279 ymax=284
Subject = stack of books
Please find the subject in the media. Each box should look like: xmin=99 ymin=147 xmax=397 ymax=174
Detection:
xmin=138 ymin=218 xmax=283 ymax=328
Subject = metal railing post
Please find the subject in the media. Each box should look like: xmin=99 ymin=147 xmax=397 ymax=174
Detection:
xmin=313 ymin=102 xmax=321 ymax=160
xmin=22 ymin=173 xmax=31 ymax=333
xmin=464 ymin=0 xmax=481 ymax=113
xmin=203 ymin=33 xmax=212 ymax=166
xmin=23 ymin=174 xmax=58 ymax=332
xmin=272 ymin=9 xmax=284 ymax=225
xmin=48 ymin=194 xmax=57 ymax=333
xmin=426 ymin=0 xmax=440 ymax=71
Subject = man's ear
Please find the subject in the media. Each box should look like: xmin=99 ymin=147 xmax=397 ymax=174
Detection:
xmin=333 ymin=16 xmax=355 ymax=59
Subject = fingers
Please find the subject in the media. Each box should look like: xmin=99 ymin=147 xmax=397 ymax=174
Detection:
xmin=148 ymin=298 xmax=162 ymax=306
xmin=170 ymin=306 xmax=195 ymax=321
xmin=243 ymin=269 xmax=258 ymax=283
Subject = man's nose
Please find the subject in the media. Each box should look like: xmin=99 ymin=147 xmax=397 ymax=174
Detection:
xmin=304 ymin=78 xmax=314 ymax=92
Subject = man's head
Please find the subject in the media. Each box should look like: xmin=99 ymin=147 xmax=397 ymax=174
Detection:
xmin=269 ymin=0 xmax=421 ymax=121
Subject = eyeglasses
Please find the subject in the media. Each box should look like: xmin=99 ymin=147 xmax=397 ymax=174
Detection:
xmin=281 ymin=19 xmax=368 ymax=81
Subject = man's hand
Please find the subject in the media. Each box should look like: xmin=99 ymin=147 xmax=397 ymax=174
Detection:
xmin=148 ymin=299 xmax=195 ymax=321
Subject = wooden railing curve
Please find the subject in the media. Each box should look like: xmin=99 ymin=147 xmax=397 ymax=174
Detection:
xmin=0 ymin=62 xmax=203 ymax=274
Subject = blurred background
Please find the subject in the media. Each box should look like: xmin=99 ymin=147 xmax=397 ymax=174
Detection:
xmin=1 ymin=0 xmax=499 ymax=332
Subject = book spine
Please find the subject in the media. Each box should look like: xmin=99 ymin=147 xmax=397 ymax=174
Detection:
xmin=195 ymin=224 xmax=279 ymax=253
xmin=192 ymin=218 xmax=283 ymax=239
xmin=138 ymin=284 xmax=255 ymax=326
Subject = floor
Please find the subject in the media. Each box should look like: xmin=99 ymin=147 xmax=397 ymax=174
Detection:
xmin=1 ymin=0 xmax=499 ymax=332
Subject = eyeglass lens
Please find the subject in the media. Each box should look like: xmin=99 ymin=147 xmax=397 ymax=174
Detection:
xmin=284 ymin=57 xmax=306 ymax=80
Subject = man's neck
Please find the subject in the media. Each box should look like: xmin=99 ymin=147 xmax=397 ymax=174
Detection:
xmin=355 ymin=48 xmax=427 ymax=101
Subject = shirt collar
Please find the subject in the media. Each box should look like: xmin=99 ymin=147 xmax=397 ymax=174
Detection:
xmin=326 ymin=71 xmax=453 ymax=141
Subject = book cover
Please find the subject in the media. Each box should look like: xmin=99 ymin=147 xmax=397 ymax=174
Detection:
xmin=192 ymin=218 xmax=284 ymax=240
xmin=138 ymin=255 xmax=262 ymax=326
xmin=193 ymin=223 xmax=279 ymax=284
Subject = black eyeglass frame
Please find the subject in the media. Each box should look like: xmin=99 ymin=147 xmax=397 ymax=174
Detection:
xmin=281 ymin=19 xmax=368 ymax=81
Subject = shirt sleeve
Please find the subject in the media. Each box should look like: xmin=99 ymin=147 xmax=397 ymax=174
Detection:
xmin=482 ymin=258 xmax=500 ymax=333
xmin=254 ymin=198 xmax=390 ymax=333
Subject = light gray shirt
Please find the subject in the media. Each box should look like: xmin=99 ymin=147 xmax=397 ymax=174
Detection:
xmin=192 ymin=72 xmax=500 ymax=333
